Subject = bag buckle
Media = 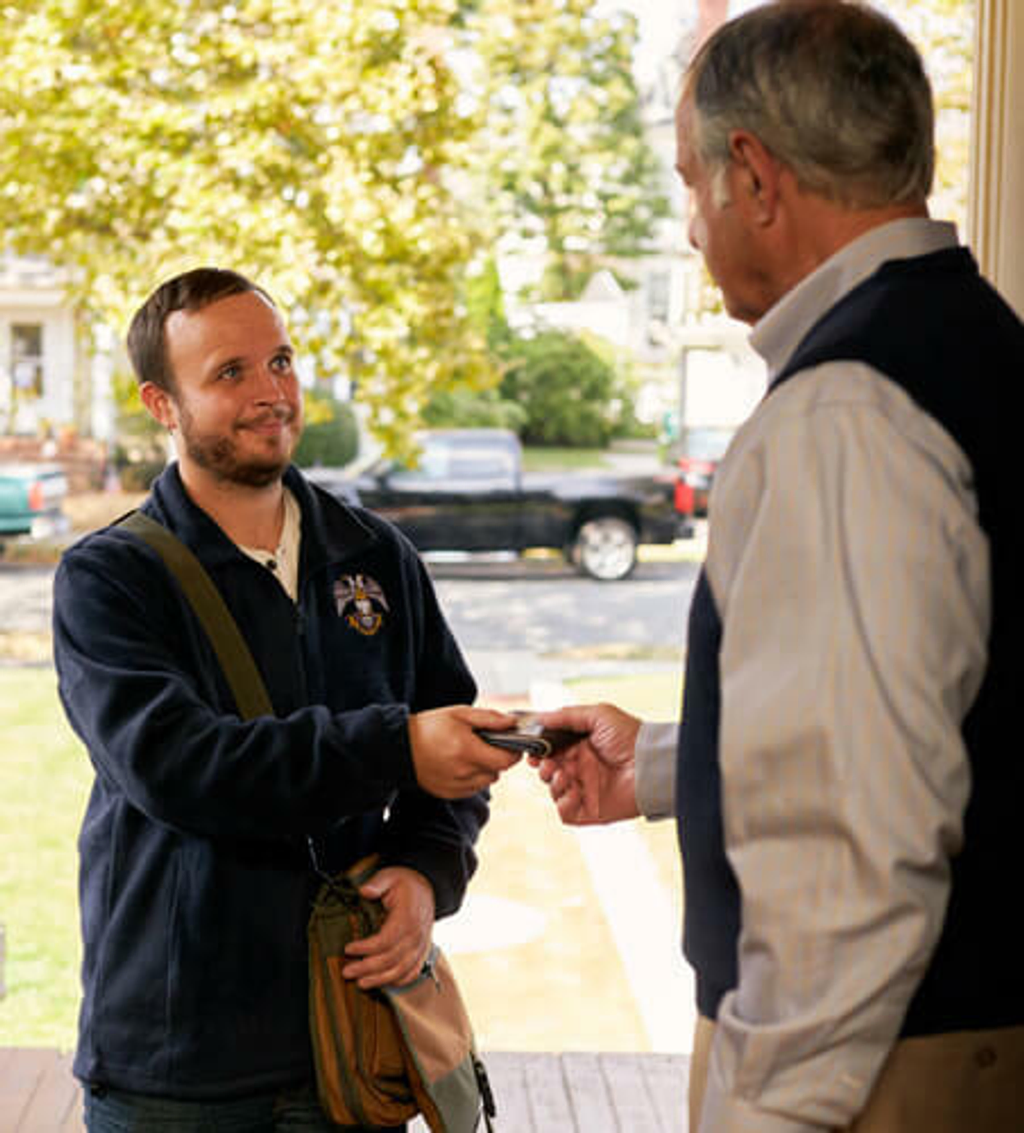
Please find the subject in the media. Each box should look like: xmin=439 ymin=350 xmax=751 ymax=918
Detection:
xmin=474 ymin=1055 xmax=497 ymax=1122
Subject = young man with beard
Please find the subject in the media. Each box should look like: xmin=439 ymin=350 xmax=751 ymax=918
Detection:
xmin=53 ymin=268 xmax=518 ymax=1131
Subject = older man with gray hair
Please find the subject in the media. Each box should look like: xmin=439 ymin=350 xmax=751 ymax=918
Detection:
xmin=537 ymin=2 xmax=1023 ymax=1130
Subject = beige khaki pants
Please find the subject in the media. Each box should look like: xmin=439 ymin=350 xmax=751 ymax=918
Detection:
xmin=688 ymin=1014 xmax=716 ymax=1133
xmin=688 ymin=1017 xmax=1024 ymax=1131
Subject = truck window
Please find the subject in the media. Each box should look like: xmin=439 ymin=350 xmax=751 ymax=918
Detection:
xmin=387 ymin=443 xmax=451 ymax=485
xmin=448 ymin=448 xmax=516 ymax=481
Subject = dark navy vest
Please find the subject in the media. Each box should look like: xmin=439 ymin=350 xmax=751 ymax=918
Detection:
xmin=676 ymin=246 xmax=1022 ymax=1034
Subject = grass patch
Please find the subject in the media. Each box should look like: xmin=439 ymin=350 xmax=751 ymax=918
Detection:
xmin=63 ymin=490 xmax=146 ymax=533
xmin=563 ymin=668 xmax=683 ymax=721
xmin=0 ymin=667 xmax=91 ymax=1048
xmin=0 ymin=537 xmax=64 ymax=566
xmin=520 ymin=446 xmax=611 ymax=472
xmin=639 ymin=533 xmax=706 ymax=564
xmin=0 ymin=631 xmax=53 ymax=665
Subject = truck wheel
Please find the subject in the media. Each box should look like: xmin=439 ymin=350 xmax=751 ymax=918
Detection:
xmin=572 ymin=516 xmax=638 ymax=581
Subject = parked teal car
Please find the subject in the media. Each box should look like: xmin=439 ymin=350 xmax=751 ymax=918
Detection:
xmin=0 ymin=462 xmax=70 ymax=550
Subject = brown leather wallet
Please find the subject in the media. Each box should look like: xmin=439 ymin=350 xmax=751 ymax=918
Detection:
xmin=474 ymin=711 xmax=583 ymax=758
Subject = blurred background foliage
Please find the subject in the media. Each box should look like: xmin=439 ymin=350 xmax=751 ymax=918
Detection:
xmin=0 ymin=0 xmax=976 ymax=457
xmin=0 ymin=0 xmax=668 ymax=457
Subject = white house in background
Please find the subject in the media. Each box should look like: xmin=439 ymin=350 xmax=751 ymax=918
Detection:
xmin=505 ymin=250 xmax=767 ymax=437
xmin=526 ymin=270 xmax=633 ymax=349
xmin=0 ymin=256 xmax=79 ymax=435
xmin=0 ymin=254 xmax=121 ymax=444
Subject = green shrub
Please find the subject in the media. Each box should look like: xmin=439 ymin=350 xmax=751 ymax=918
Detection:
xmin=498 ymin=330 xmax=626 ymax=448
xmin=423 ymin=387 xmax=527 ymax=432
xmin=113 ymin=451 xmax=166 ymax=492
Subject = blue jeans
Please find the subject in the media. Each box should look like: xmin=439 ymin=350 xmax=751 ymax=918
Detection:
xmin=83 ymin=1081 xmax=406 ymax=1132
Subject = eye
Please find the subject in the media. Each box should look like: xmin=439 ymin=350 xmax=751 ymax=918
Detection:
xmin=217 ymin=363 xmax=243 ymax=382
xmin=270 ymin=352 xmax=294 ymax=374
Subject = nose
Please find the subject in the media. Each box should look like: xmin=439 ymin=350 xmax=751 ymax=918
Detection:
xmin=253 ymin=364 xmax=289 ymax=404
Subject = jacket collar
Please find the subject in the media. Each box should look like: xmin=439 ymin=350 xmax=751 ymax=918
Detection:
xmin=145 ymin=462 xmax=380 ymax=577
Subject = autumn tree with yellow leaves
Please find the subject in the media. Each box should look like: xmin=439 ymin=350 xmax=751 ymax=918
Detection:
xmin=0 ymin=0 xmax=495 ymax=456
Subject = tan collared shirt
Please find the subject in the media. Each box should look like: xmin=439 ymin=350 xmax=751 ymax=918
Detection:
xmin=636 ymin=220 xmax=989 ymax=1132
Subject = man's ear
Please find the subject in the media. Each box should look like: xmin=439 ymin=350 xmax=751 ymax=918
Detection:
xmin=728 ymin=130 xmax=780 ymax=225
xmin=139 ymin=382 xmax=177 ymax=431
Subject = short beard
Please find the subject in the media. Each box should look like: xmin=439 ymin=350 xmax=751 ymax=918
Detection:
xmin=177 ymin=405 xmax=297 ymax=488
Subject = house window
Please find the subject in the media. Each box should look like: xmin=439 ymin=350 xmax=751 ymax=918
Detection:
xmin=647 ymin=270 xmax=670 ymax=322
xmin=11 ymin=323 xmax=44 ymax=398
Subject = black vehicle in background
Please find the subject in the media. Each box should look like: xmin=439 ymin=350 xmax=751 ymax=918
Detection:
xmin=309 ymin=429 xmax=686 ymax=581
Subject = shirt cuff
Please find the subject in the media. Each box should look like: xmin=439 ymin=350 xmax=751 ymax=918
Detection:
xmin=698 ymin=1083 xmax=831 ymax=1133
xmin=634 ymin=720 xmax=678 ymax=820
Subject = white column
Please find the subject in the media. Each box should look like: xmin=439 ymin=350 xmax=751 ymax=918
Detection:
xmin=968 ymin=0 xmax=1024 ymax=317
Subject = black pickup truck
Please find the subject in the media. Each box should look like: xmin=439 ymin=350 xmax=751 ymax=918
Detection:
xmin=309 ymin=429 xmax=685 ymax=581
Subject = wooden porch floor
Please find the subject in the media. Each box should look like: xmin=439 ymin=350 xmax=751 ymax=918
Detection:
xmin=1 ymin=1047 xmax=690 ymax=1131
xmin=0 ymin=1049 xmax=82 ymax=1132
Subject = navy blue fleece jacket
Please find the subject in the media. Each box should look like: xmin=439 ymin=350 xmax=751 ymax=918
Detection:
xmin=54 ymin=462 xmax=487 ymax=1099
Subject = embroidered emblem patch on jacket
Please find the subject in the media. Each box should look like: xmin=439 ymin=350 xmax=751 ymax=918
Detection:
xmin=333 ymin=573 xmax=389 ymax=636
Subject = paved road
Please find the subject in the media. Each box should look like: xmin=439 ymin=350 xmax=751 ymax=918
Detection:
xmin=428 ymin=556 xmax=699 ymax=697
xmin=0 ymin=555 xmax=700 ymax=694
xmin=0 ymin=564 xmax=58 ymax=634
xmin=0 ymin=557 xmax=700 ymax=647
xmin=428 ymin=556 xmax=698 ymax=652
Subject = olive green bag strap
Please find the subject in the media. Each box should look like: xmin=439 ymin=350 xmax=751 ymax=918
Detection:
xmin=118 ymin=510 xmax=273 ymax=720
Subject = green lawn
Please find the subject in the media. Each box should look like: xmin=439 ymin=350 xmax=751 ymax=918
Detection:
xmin=563 ymin=668 xmax=682 ymax=721
xmin=520 ymin=445 xmax=613 ymax=472
xmin=0 ymin=667 xmax=91 ymax=1048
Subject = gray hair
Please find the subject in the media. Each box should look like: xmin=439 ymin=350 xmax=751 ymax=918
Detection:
xmin=684 ymin=0 xmax=935 ymax=209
